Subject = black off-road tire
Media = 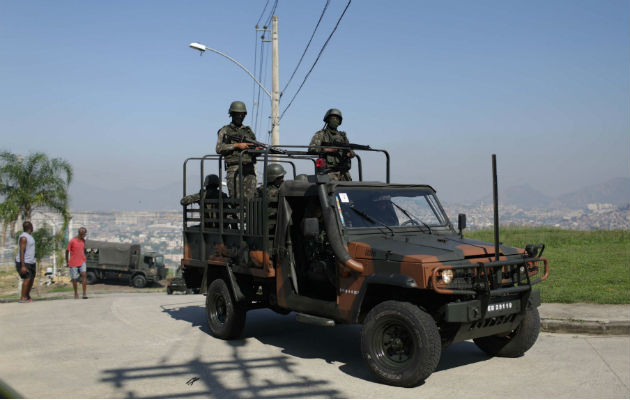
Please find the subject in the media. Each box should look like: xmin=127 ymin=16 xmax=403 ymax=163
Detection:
xmin=473 ymin=307 xmax=540 ymax=357
xmin=132 ymin=274 xmax=147 ymax=288
xmin=85 ymin=271 xmax=97 ymax=285
xmin=361 ymin=301 xmax=441 ymax=387
xmin=166 ymin=286 xmax=173 ymax=295
xmin=206 ymin=278 xmax=246 ymax=340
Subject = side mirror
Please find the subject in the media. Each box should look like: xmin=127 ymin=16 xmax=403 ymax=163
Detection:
xmin=458 ymin=213 xmax=467 ymax=236
xmin=301 ymin=217 xmax=320 ymax=238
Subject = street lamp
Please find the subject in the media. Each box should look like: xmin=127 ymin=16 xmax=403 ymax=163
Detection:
xmin=189 ymin=16 xmax=280 ymax=145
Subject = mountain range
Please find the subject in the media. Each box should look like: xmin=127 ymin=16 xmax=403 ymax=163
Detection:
xmin=69 ymin=177 xmax=630 ymax=212
xmin=466 ymin=177 xmax=630 ymax=210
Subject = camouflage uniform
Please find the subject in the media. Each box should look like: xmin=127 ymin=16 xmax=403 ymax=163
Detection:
xmin=256 ymin=181 xmax=282 ymax=233
xmin=308 ymin=127 xmax=354 ymax=181
xmin=216 ymin=123 xmax=257 ymax=199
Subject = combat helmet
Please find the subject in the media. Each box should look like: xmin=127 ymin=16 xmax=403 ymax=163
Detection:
xmin=323 ymin=108 xmax=342 ymax=123
xmin=265 ymin=163 xmax=286 ymax=183
xmin=204 ymin=174 xmax=220 ymax=188
xmin=229 ymin=101 xmax=247 ymax=114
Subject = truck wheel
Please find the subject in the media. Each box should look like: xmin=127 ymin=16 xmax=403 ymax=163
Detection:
xmin=166 ymin=286 xmax=173 ymax=295
xmin=473 ymin=307 xmax=540 ymax=357
xmin=85 ymin=271 xmax=97 ymax=285
xmin=361 ymin=301 xmax=441 ymax=387
xmin=132 ymin=274 xmax=147 ymax=288
xmin=206 ymin=278 xmax=246 ymax=340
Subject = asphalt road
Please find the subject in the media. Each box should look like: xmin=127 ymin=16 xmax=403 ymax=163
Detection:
xmin=1 ymin=293 xmax=628 ymax=398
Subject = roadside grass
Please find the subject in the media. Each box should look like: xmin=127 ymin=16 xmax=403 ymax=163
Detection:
xmin=467 ymin=227 xmax=630 ymax=304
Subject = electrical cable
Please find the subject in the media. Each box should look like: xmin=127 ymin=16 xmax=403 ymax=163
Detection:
xmin=264 ymin=0 xmax=279 ymax=28
xmin=251 ymin=29 xmax=259 ymax=122
xmin=256 ymin=0 xmax=271 ymax=26
xmin=254 ymin=39 xmax=266 ymax=135
xmin=281 ymin=0 xmax=330 ymax=96
xmin=280 ymin=0 xmax=351 ymax=120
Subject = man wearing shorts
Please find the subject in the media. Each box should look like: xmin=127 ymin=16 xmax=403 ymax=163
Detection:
xmin=66 ymin=227 xmax=88 ymax=299
xmin=15 ymin=221 xmax=36 ymax=303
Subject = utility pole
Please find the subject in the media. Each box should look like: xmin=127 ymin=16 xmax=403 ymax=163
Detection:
xmin=271 ymin=16 xmax=280 ymax=146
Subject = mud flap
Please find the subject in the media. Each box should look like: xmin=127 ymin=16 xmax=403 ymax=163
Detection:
xmin=226 ymin=265 xmax=246 ymax=303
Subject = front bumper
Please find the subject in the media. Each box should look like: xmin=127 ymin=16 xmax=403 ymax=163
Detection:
xmin=430 ymin=257 xmax=549 ymax=296
xmin=442 ymin=289 xmax=541 ymax=323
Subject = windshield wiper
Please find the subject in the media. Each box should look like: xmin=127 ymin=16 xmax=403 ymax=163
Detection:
xmin=349 ymin=206 xmax=395 ymax=236
xmin=391 ymin=201 xmax=432 ymax=234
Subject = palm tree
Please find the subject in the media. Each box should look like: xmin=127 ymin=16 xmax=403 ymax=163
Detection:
xmin=0 ymin=151 xmax=73 ymax=241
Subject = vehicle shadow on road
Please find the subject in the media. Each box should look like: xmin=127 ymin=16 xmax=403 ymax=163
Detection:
xmin=160 ymin=302 xmax=208 ymax=333
xmin=100 ymin=349 xmax=340 ymax=398
xmin=160 ymin=305 xmax=490 ymax=386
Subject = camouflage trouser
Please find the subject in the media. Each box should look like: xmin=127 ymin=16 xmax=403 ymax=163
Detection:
xmin=226 ymin=164 xmax=257 ymax=199
xmin=327 ymin=171 xmax=352 ymax=181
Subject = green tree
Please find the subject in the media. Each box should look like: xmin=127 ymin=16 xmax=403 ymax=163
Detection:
xmin=0 ymin=151 xmax=73 ymax=241
xmin=32 ymin=223 xmax=56 ymax=264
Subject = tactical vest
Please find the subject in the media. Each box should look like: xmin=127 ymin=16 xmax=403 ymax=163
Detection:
xmin=218 ymin=124 xmax=257 ymax=165
xmin=318 ymin=128 xmax=351 ymax=172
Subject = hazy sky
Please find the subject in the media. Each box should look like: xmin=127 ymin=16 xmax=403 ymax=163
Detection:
xmin=1 ymin=0 xmax=628 ymax=206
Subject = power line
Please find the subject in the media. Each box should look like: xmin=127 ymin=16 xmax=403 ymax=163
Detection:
xmin=281 ymin=0 xmax=330 ymax=96
xmin=254 ymin=38 xmax=266 ymax=134
xmin=256 ymin=0 xmax=271 ymax=27
xmin=280 ymin=0 xmax=352 ymax=120
xmin=251 ymin=29 xmax=259 ymax=123
xmin=264 ymin=0 xmax=279 ymax=28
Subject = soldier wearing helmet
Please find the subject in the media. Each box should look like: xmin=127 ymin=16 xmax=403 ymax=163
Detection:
xmin=180 ymin=174 xmax=226 ymax=206
xmin=216 ymin=101 xmax=258 ymax=199
xmin=256 ymin=163 xmax=286 ymax=233
xmin=308 ymin=108 xmax=355 ymax=181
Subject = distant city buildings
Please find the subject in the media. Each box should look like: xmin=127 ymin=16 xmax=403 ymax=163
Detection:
xmin=1 ymin=203 xmax=628 ymax=269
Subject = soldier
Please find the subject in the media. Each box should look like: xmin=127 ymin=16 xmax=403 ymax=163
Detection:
xmin=180 ymin=174 xmax=224 ymax=206
xmin=181 ymin=174 xmax=229 ymax=228
xmin=256 ymin=163 xmax=286 ymax=232
xmin=308 ymin=108 xmax=355 ymax=181
xmin=216 ymin=101 xmax=258 ymax=199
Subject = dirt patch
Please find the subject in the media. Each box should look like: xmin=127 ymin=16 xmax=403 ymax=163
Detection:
xmin=0 ymin=271 xmax=166 ymax=301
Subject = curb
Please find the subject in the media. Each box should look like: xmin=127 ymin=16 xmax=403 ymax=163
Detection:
xmin=541 ymin=318 xmax=630 ymax=336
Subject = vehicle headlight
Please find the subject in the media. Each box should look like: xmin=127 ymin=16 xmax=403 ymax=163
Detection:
xmin=441 ymin=269 xmax=454 ymax=284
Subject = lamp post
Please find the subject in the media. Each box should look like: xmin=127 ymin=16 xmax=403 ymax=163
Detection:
xmin=190 ymin=16 xmax=280 ymax=145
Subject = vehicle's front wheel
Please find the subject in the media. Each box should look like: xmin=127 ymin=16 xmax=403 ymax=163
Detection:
xmin=132 ymin=274 xmax=147 ymax=288
xmin=206 ymin=278 xmax=246 ymax=340
xmin=361 ymin=301 xmax=441 ymax=387
xmin=473 ymin=307 xmax=540 ymax=357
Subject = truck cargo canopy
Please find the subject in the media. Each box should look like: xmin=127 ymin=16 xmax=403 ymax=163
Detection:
xmin=85 ymin=240 xmax=141 ymax=266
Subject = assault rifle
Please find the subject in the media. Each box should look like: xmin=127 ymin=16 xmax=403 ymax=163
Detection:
xmin=225 ymin=133 xmax=288 ymax=155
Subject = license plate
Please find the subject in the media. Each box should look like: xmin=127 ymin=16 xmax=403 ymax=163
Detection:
xmin=487 ymin=301 xmax=515 ymax=314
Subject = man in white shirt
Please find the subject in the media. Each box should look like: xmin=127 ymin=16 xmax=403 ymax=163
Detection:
xmin=15 ymin=221 xmax=36 ymax=303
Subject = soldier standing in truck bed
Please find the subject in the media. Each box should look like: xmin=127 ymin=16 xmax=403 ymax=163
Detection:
xmin=308 ymin=108 xmax=355 ymax=181
xmin=216 ymin=101 xmax=258 ymax=199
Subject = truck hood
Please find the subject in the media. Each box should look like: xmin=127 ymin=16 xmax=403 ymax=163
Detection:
xmin=348 ymin=234 xmax=521 ymax=264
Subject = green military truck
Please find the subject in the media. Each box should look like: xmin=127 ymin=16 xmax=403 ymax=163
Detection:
xmin=180 ymin=147 xmax=549 ymax=387
xmin=85 ymin=240 xmax=167 ymax=288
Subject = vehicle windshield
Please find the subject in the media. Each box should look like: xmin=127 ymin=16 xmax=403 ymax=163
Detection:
xmin=334 ymin=187 xmax=450 ymax=230
xmin=154 ymin=256 xmax=165 ymax=267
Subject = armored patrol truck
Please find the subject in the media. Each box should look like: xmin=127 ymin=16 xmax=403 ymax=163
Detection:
xmin=85 ymin=240 xmax=167 ymax=288
xmin=180 ymin=146 xmax=549 ymax=387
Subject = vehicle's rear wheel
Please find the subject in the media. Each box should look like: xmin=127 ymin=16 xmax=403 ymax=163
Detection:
xmin=132 ymin=274 xmax=147 ymax=288
xmin=361 ymin=301 xmax=441 ymax=387
xmin=206 ymin=278 xmax=246 ymax=340
xmin=473 ymin=308 xmax=540 ymax=357
xmin=85 ymin=271 xmax=97 ymax=285
xmin=166 ymin=286 xmax=173 ymax=295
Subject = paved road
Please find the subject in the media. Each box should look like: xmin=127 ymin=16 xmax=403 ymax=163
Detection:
xmin=1 ymin=293 xmax=628 ymax=398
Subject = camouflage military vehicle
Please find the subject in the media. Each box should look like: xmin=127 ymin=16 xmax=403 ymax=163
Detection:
xmin=85 ymin=240 xmax=167 ymax=288
xmin=180 ymin=147 xmax=549 ymax=387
